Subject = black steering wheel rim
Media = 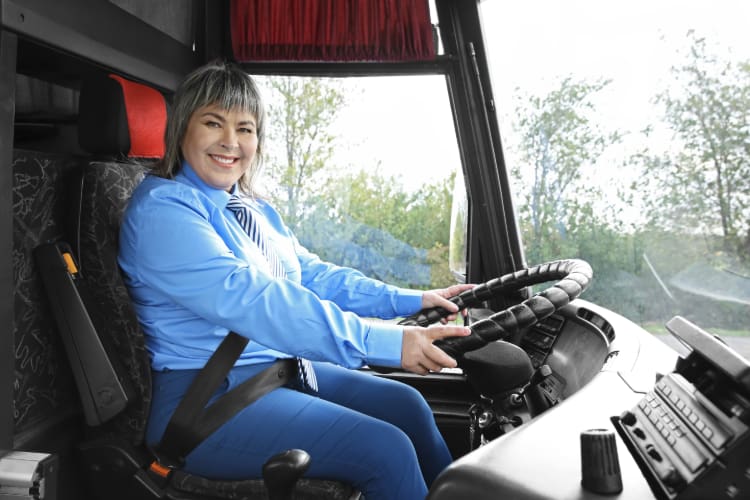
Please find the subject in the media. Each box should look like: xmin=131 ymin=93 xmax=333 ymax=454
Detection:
xmin=399 ymin=259 xmax=593 ymax=359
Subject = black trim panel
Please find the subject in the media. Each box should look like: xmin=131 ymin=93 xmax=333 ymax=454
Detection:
xmin=0 ymin=28 xmax=16 ymax=452
xmin=1 ymin=0 xmax=195 ymax=90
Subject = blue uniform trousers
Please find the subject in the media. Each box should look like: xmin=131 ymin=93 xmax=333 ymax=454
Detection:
xmin=147 ymin=361 xmax=453 ymax=500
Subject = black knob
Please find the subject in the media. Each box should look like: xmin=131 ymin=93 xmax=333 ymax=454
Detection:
xmin=580 ymin=429 xmax=623 ymax=495
xmin=662 ymin=467 xmax=685 ymax=489
xmin=262 ymin=449 xmax=311 ymax=500
xmin=620 ymin=410 xmax=637 ymax=426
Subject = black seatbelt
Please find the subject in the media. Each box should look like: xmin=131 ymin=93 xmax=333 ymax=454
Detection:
xmin=151 ymin=332 xmax=295 ymax=473
xmin=34 ymin=242 xmax=292 ymax=480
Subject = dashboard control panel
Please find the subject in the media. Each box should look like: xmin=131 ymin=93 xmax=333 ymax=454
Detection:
xmin=613 ymin=316 xmax=750 ymax=500
xmin=521 ymin=314 xmax=565 ymax=368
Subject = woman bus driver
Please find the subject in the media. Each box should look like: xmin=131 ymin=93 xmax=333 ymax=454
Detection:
xmin=118 ymin=60 xmax=472 ymax=500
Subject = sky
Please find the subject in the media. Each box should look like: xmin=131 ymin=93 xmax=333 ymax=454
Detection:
xmin=482 ymin=0 xmax=750 ymax=130
xmin=329 ymin=75 xmax=460 ymax=189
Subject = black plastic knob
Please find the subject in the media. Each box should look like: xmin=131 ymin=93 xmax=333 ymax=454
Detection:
xmin=620 ymin=410 xmax=637 ymax=426
xmin=580 ymin=429 xmax=623 ymax=495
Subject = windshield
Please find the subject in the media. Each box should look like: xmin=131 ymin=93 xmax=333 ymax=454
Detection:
xmin=254 ymin=74 xmax=462 ymax=291
xmin=481 ymin=0 xmax=750 ymax=336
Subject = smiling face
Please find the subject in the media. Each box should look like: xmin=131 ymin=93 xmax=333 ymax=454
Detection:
xmin=180 ymin=103 xmax=259 ymax=191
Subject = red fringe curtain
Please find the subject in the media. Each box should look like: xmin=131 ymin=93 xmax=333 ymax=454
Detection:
xmin=230 ymin=0 xmax=436 ymax=62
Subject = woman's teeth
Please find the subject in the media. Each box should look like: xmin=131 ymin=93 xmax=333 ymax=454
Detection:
xmin=211 ymin=155 xmax=235 ymax=164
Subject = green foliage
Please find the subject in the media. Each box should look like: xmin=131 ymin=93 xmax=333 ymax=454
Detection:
xmin=261 ymin=76 xmax=347 ymax=226
xmin=635 ymin=32 xmax=750 ymax=253
xmin=341 ymin=170 xmax=451 ymax=247
xmin=512 ymin=77 xmax=621 ymax=263
xmin=314 ymin=169 xmax=455 ymax=288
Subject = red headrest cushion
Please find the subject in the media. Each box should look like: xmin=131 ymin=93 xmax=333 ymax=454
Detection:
xmin=109 ymin=75 xmax=166 ymax=158
xmin=78 ymin=73 xmax=167 ymax=159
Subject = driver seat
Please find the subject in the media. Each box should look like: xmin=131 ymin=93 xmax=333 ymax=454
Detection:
xmin=40 ymin=72 xmax=359 ymax=500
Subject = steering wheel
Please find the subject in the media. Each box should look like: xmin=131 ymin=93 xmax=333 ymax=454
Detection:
xmin=399 ymin=259 xmax=593 ymax=360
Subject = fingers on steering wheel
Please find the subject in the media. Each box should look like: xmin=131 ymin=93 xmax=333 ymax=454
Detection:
xmin=448 ymin=283 xmax=475 ymax=300
xmin=430 ymin=326 xmax=470 ymax=341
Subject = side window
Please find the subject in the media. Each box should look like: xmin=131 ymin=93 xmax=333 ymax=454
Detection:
xmin=255 ymin=75 xmax=464 ymax=290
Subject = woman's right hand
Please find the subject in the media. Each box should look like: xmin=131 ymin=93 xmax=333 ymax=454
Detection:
xmin=401 ymin=325 xmax=471 ymax=375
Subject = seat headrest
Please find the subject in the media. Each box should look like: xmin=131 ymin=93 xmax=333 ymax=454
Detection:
xmin=78 ymin=74 xmax=167 ymax=159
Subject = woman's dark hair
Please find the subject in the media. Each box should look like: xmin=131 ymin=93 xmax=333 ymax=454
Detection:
xmin=155 ymin=60 xmax=266 ymax=195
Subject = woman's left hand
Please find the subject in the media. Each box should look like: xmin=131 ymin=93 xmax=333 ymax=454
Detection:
xmin=421 ymin=283 xmax=476 ymax=323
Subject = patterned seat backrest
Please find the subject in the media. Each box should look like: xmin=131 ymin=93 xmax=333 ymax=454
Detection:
xmin=12 ymin=150 xmax=81 ymax=436
xmin=75 ymin=73 xmax=167 ymax=444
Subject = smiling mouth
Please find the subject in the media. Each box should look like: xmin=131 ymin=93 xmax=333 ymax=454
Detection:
xmin=210 ymin=154 xmax=238 ymax=166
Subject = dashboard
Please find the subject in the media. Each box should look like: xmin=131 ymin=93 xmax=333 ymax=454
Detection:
xmin=429 ymin=300 xmax=688 ymax=500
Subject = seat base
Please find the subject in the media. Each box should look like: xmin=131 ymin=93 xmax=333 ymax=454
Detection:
xmin=78 ymin=438 xmax=360 ymax=500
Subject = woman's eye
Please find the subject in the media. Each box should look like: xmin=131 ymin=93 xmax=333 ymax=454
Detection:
xmin=205 ymin=121 xmax=220 ymax=128
xmin=239 ymin=127 xmax=256 ymax=135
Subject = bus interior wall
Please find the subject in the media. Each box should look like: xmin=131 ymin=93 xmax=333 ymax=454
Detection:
xmin=3 ymin=2 xmax=208 ymax=497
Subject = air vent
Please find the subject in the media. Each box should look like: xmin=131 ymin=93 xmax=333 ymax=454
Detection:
xmin=577 ymin=308 xmax=615 ymax=342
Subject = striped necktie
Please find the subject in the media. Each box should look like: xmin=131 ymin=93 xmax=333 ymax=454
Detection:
xmin=226 ymin=195 xmax=287 ymax=278
xmin=226 ymin=194 xmax=318 ymax=392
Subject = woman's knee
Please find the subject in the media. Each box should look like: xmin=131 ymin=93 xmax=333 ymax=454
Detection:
xmin=382 ymin=382 xmax=435 ymax=424
xmin=348 ymin=420 xmax=427 ymax=500
xmin=362 ymin=418 xmax=417 ymax=460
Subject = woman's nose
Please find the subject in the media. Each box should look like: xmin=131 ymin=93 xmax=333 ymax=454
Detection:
xmin=219 ymin=129 xmax=238 ymax=150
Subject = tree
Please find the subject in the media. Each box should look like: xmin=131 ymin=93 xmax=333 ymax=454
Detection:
xmin=508 ymin=77 xmax=664 ymax=318
xmin=511 ymin=77 xmax=621 ymax=263
xmin=303 ymin=169 xmax=455 ymax=288
xmin=261 ymin=76 xmax=347 ymax=228
xmin=637 ymin=33 xmax=750 ymax=253
xmin=330 ymin=170 xmax=453 ymax=250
